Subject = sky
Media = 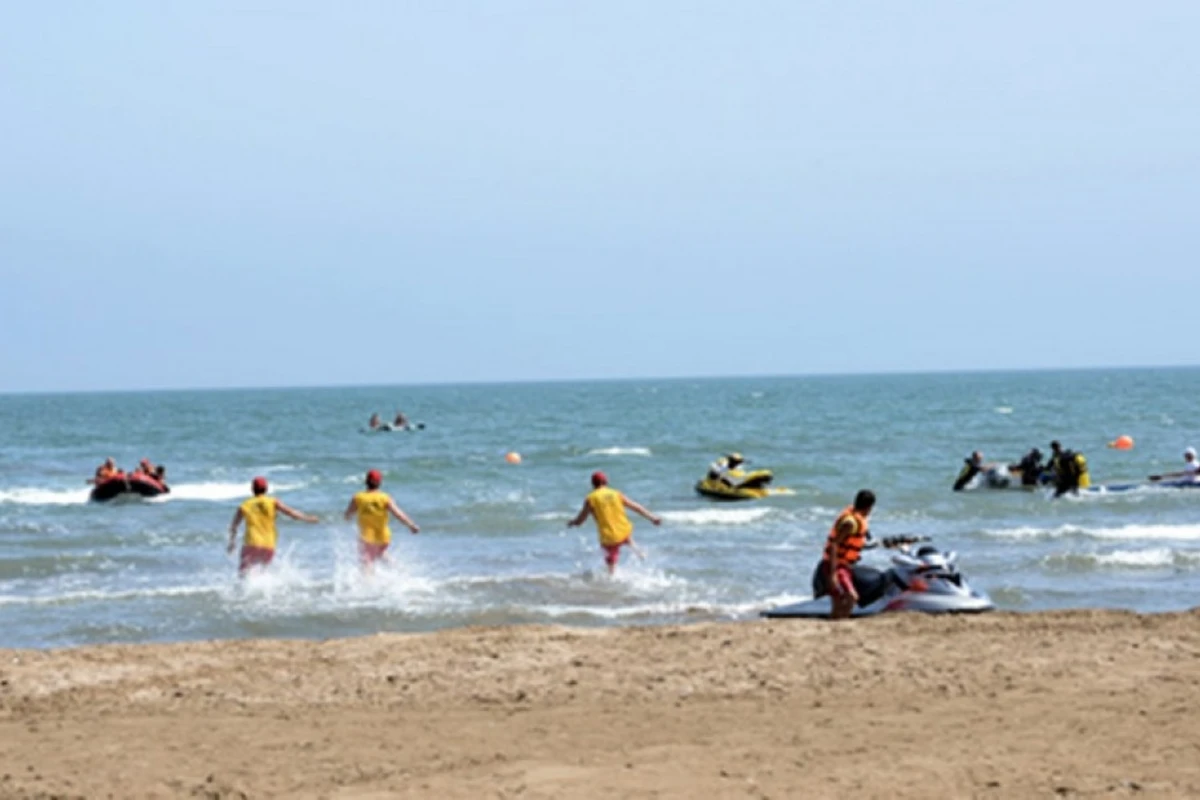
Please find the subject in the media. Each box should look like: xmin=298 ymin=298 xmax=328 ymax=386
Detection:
xmin=2 ymin=1 xmax=1198 ymax=392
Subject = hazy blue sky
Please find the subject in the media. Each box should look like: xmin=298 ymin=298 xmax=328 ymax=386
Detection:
xmin=2 ymin=2 xmax=1197 ymax=392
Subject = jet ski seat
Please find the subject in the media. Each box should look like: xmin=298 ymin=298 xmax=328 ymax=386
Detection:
xmin=810 ymin=563 xmax=889 ymax=606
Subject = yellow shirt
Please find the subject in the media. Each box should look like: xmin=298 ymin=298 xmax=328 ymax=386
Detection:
xmin=354 ymin=490 xmax=393 ymax=545
xmin=240 ymin=496 xmax=278 ymax=550
xmin=587 ymin=487 xmax=633 ymax=546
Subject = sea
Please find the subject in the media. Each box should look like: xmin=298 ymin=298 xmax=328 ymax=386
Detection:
xmin=2 ymin=368 xmax=1198 ymax=649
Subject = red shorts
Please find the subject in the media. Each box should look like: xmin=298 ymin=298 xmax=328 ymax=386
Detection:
xmin=359 ymin=541 xmax=389 ymax=564
xmin=239 ymin=546 xmax=275 ymax=574
xmin=831 ymin=566 xmax=856 ymax=597
xmin=602 ymin=540 xmax=628 ymax=567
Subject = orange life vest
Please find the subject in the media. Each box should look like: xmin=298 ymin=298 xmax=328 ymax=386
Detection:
xmin=823 ymin=506 xmax=869 ymax=566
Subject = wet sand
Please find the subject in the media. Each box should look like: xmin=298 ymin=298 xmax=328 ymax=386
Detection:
xmin=2 ymin=610 xmax=1199 ymax=799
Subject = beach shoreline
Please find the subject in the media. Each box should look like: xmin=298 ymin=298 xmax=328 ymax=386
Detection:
xmin=2 ymin=609 xmax=1199 ymax=798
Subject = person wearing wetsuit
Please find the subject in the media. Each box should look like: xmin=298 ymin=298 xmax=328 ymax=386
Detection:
xmin=1048 ymin=441 xmax=1090 ymax=497
xmin=953 ymin=451 xmax=985 ymax=491
xmin=1013 ymin=448 xmax=1045 ymax=487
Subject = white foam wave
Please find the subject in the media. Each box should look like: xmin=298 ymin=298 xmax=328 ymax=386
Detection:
xmin=586 ymin=447 xmax=653 ymax=457
xmin=1042 ymin=547 xmax=1200 ymax=570
xmin=537 ymin=592 xmax=807 ymax=620
xmin=761 ymin=541 xmax=809 ymax=552
xmin=0 ymin=583 xmax=219 ymax=607
xmin=1095 ymin=548 xmax=1181 ymax=567
xmin=660 ymin=507 xmax=773 ymax=526
xmin=994 ymin=406 xmax=1014 ymax=414
xmin=987 ymin=523 xmax=1200 ymax=542
xmin=0 ymin=487 xmax=91 ymax=506
xmin=168 ymin=481 xmax=302 ymax=502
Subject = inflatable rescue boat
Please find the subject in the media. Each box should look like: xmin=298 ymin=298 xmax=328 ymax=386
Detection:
xmin=90 ymin=473 xmax=170 ymax=502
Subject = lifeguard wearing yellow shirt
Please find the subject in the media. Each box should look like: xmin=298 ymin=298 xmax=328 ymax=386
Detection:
xmin=227 ymin=476 xmax=319 ymax=575
xmin=568 ymin=471 xmax=661 ymax=574
xmin=343 ymin=469 xmax=421 ymax=568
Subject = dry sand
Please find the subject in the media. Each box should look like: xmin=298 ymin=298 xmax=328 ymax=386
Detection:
xmin=2 ymin=610 xmax=1199 ymax=799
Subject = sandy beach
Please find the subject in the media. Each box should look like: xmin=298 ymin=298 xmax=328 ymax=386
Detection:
xmin=2 ymin=610 xmax=1198 ymax=799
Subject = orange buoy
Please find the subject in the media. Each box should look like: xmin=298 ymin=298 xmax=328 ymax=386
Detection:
xmin=505 ymin=452 xmax=522 ymax=465
xmin=1107 ymin=435 xmax=1134 ymax=450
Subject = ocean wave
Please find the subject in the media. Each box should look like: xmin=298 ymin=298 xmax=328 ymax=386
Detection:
xmin=994 ymin=406 xmax=1014 ymax=414
xmin=760 ymin=540 xmax=810 ymax=552
xmin=1042 ymin=548 xmax=1200 ymax=570
xmin=985 ymin=523 xmax=1200 ymax=542
xmin=534 ymin=594 xmax=803 ymax=621
xmin=168 ymin=481 xmax=302 ymax=502
xmin=0 ymin=583 xmax=221 ymax=607
xmin=660 ymin=507 xmax=773 ymax=526
xmin=586 ymin=447 xmax=653 ymax=457
xmin=0 ymin=487 xmax=91 ymax=506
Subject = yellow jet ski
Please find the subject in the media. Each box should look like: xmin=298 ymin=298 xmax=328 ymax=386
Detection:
xmin=694 ymin=469 xmax=793 ymax=501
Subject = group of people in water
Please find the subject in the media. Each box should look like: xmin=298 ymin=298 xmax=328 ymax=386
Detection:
xmin=227 ymin=469 xmax=422 ymax=575
xmin=226 ymin=468 xmax=658 ymax=577
xmin=953 ymin=441 xmax=1200 ymax=496
xmin=367 ymin=410 xmax=411 ymax=430
xmin=89 ymin=436 xmax=1200 ymax=619
xmin=953 ymin=440 xmax=1090 ymax=496
xmin=88 ymin=457 xmax=167 ymax=486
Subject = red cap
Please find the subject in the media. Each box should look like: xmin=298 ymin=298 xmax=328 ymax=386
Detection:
xmin=591 ymin=471 xmax=607 ymax=488
xmin=251 ymin=476 xmax=268 ymax=493
xmin=366 ymin=469 xmax=383 ymax=487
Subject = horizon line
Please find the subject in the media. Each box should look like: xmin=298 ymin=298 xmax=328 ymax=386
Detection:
xmin=2 ymin=361 xmax=1197 ymax=398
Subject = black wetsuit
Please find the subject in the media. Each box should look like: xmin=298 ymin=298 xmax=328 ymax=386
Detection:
xmin=1050 ymin=450 xmax=1081 ymax=497
xmin=1016 ymin=451 xmax=1044 ymax=487
xmin=953 ymin=457 xmax=984 ymax=491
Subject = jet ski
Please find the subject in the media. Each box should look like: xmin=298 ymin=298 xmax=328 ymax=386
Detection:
xmin=694 ymin=469 xmax=793 ymax=501
xmin=762 ymin=537 xmax=994 ymax=618
xmin=89 ymin=473 xmax=170 ymax=502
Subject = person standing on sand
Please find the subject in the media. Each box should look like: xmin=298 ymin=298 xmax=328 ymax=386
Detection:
xmin=812 ymin=489 xmax=877 ymax=620
xmin=567 ymin=471 xmax=661 ymax=575
xmin=343 ymin=469 xmax=420 ymax=569
xmin=227 ymin=476 xmax=319 ymax=575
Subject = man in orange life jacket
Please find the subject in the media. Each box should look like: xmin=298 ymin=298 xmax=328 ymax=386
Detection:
xmin=227 ymin=476 xmax=319 ymax=575
xmin=568 ymin=471 xmax=661 ymax=574
xmin=811 ymin=489 xmax=881 ymax=620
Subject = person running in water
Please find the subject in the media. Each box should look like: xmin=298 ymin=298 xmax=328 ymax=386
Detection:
xmin=343 ymin=469 xmax=420 ymax=569
xmin=227 ymin=476 xmax=319 ymax=575
xmin=568 ymin=471 xmax=661 ymax=574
